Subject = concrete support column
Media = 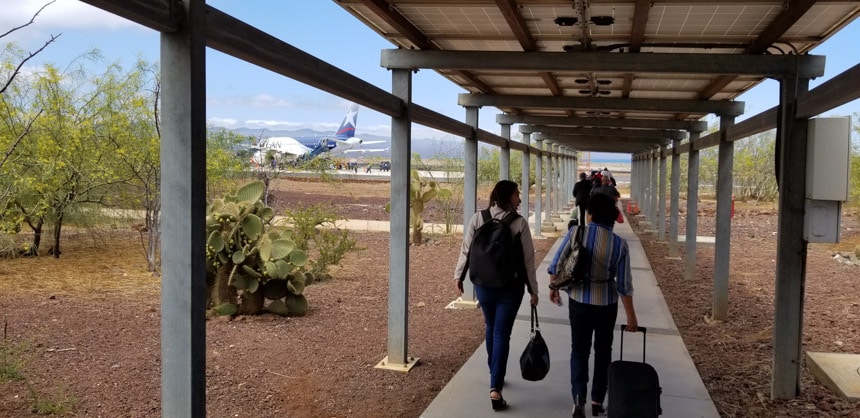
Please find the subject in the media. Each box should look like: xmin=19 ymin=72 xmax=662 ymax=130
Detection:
xmin=564 ymin=150 xmax=572 ymax=206
xmin=520 ymin=133 xmax=531 ymax=227
xmin=649 ymin=149 xmax=659 ymax=227
xmin=658 ymin=144 xmax=668 ymax=241
xmin=542 ymin=142 xmax=554 ymax=231
xmin=712 ymin=114 xmax=736 ymax=322
xmin=637 ymin=156 xmax=645 ymax=208
xmin=772 ymin=77 xmax=811 ymax=399
xmin=629 ymin=157 xmax=635 ymax=201
xmin=380 ymin=68 xmax=417 ymax=369
xmin=552 ymin=145 xmax=562 ymax=218
xmin=685 ymin=132 xmax=701 ymax=280
xmin=668 ymin=138 xmax=682 ymax=257
xmin=500 ymin=123 xmax=511 ymax=181
xmin=159 ymin=0 xmax=207 ymax=415
xmin=462 ymin=106 xmax=479 ymax=301
xmin=533 ymin=139 xmax=543 ymax=236
xmin=545 ymin=143 xmax=555 ymax=222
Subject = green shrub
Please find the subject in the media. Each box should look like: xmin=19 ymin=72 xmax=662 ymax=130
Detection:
xmin=0 ymin=339 xmax=27 ymax=382
xmin=28 ymin=386 xmax=76 ymax=415
xmin=283 ymin=204 xmax=359 ymax=276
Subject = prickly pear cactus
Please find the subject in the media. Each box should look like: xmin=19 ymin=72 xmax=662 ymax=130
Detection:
xmin=205 ymin=181 xmax=313 ymax=317
xmin=385 ymin=169 xmax=452 ymax=244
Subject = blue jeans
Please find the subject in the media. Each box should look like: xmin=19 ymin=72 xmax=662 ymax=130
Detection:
xmin=475 ymin=285 xmax=525 ymax=391
xmin=568 ymin=300 xmax=618 ymax=405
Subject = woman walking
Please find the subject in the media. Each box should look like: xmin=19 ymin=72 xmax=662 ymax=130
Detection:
xmin=548 ymin=192 xmax=638 ymax=417
xmin=454 ymin=180 xmax=539 ymax=411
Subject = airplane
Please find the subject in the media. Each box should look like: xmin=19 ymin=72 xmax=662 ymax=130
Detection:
xmin=250 ymin=103 xmax=386 ymax=165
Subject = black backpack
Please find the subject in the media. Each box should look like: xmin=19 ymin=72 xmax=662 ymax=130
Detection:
xmin=460 ymin=209 xmax=525 ymax=289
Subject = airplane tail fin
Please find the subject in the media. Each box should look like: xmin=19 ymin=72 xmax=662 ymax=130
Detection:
xmin=333 ymin=103 xmax=359 ymax=140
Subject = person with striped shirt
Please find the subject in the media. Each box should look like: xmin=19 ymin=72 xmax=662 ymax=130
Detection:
xmin=548 ymin=192 xmax=639 ymax=418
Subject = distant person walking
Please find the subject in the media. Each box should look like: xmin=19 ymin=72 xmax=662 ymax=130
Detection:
xmin=591 ymin=174 xmax=620 ymax=202
xmin=572 ymin=172 xmax=591 ymax=227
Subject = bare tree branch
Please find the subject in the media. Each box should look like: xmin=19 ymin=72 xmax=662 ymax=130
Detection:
xmin=0 ymin=0 xmax=56 ymax=39
xmin=1 ymin=0 xmax=61 ymax=95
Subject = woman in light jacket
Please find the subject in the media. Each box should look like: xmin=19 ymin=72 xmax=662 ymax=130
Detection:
xmin=454 ymin=180 xmax=539 ymax=411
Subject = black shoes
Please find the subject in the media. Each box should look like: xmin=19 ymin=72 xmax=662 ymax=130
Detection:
xmin=572 ymin=404 xmax=586 ymax=418
xmin=591 ymin=403 xmax=605 ymax=416
xmin=490 ymin=390 xmax=507 ymax=411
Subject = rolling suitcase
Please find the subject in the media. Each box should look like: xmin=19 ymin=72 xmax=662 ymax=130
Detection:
xmin=607 ymin=325 xmax=662 ymax=418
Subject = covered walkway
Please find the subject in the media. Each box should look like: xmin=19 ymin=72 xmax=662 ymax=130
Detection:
xmin=422 ymin=213 xmax=720 ymax=417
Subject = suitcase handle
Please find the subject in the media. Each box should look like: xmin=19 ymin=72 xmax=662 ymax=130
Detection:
xmin=619 ymin=324 xmax=647 ymax=363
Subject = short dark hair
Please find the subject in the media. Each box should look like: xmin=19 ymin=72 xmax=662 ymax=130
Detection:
xmin=488 ymin=180 xmax=519 ymax=212
xmin=579 ymin=172 xmax=587 ymax=180
xmin=587 ymin=192 xmax=618 ymax=225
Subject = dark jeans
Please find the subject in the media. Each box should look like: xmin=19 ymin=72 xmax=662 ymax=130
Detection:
xmin=568 ymin=299 xmax=618 ymax=405
xmin=475 ymin=284 xmax=525 ymax=391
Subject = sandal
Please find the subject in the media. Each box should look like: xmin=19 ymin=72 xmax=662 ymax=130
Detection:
xmin=490 ymin=390 xmax=507 ymax=411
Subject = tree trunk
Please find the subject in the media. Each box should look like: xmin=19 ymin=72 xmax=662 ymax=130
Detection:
xmin=211 ymin=263 xmax=236 ymax=307
xmin=239 ymin=290 xmax=265 ymax=315
xmin=51 ymin=213 xmax=63 ymax=258
xmin=411 ymin=226 xmax=422 ymax=245
xmin=27 ymin=217 xmax=43 ymax=256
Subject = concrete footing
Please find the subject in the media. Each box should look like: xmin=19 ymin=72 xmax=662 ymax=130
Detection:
xmin=806 ymin=352 xmax=860 ymax=400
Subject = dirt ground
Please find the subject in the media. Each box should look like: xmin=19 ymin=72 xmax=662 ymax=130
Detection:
xmin=0 ymin=176 xmax=859 ymax=417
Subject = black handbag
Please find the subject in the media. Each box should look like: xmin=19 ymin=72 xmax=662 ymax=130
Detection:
xmin=549 ymin=225 xmax=591 ymax=290
xmin=519 ymin=305 xmax=550 ymax=381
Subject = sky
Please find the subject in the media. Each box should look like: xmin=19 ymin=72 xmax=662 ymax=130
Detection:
xmin=3 ymin=0 xmax=859 ymax=157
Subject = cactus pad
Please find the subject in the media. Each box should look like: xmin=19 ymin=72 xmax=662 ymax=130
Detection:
xmin=214 ymin=303 xmax=237 ymax=316
xmin=290 ymin=250 xmax=308 ymax=267
xmin=266 ymin=300 xmax=288 ymax=316
xmin=270 ymin=239 xmax=295 ymax=260
xmin=284 ymin=294 xmax=309 ymax=316
xmin=263 ymin=279 xmax=288 ymax=300
xmin=240 ymin=214 xmax=263 ymax=241
xmin=207 ymin=231 xmax=225 ymax=253
xmin=236 ymin=181 xmax=265 ymax=203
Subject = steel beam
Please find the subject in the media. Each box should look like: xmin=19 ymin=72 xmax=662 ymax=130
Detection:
xmin=461 ymin=94 xmax=745 ymax=116
xmin=381 ymin=50 xmax=825 ymax=79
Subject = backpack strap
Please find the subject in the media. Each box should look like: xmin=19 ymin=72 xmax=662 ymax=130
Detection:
xmin=480 ymin=209 xmax=491 ymax=224
xmin=500 ymin=211 xmax=520 ymax=226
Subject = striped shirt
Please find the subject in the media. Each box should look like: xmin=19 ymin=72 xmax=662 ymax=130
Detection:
xmin=547 ymin=223 xmax=633 ymax=306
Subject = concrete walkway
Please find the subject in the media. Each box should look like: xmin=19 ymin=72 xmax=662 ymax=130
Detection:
xmin=420 ymin=213 xmax=721 ymax=418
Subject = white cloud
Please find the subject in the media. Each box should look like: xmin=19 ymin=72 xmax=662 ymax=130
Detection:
xmin=1 ymin=0 xmax=141 ymax=33
xmin=248 ymin=94 xmax=292 ymax=108
xmin=244 ymin=119 xmax=304 ymax=129
xmin=207 ymin=117 xmax=240 ymax=128
xmin=207 ymin=94 xmax=293 ymax=109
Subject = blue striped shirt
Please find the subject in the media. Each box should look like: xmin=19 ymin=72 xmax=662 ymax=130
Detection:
xmin=548 ymin=223 xmax=633 ymax=306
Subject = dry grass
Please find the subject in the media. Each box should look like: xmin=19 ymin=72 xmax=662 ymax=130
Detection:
xmin=0 ymin=229 xmax=159 ymax=298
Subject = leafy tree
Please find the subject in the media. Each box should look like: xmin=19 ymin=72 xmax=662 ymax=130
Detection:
xmin=0 ymin=1 xmax=58 ymax=237
xmin=207 ymin=127 xmax=251 ymax=198
xmin=732 ymin=131 xmax=778 ymax=201
xmin=100 ymin=60 xmax=161 ymax=272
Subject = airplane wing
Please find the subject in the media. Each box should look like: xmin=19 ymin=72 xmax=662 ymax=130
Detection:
xmin=358 ymin=140 xmax=385 ymax=145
